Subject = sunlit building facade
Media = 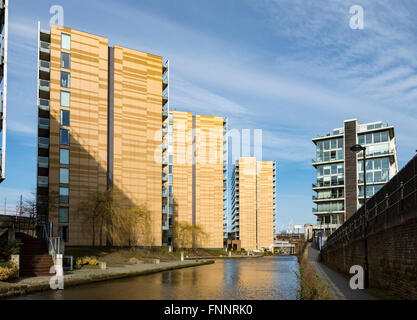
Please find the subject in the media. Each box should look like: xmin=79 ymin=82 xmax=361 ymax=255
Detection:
xmin=164 ymin=110 xmax=227 ymax=249
xmin=36 ymin=24 xmax=167 ymax=246
xmin=231 ymin=157 xmax=276 ymax=250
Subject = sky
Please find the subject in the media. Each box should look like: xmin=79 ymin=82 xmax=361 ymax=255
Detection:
xmin=1 ymin=0 xmax=416 ymax=231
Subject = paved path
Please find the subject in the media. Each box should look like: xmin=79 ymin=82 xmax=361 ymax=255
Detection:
xmin=307 ymin=244 xmax=377 ymax=300
xmin=0 ymin=259 xmax=213 ymax=299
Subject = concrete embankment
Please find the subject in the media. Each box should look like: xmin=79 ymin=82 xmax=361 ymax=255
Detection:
xmin=184 ymin=255 xmax=264 ymax=260
xmin=0 ymin=259 xmax=214 ymax=299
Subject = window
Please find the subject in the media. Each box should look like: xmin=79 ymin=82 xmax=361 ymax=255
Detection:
xmin=58 ymin=207 xmax=69 ymax=223
xmin=61 ymin=33 xmax=71 ymax=50
xmin=61 ymin=91 xmax=70 ymax=107
xmin=168 ymin=185 xmax=173 ymax=195
xmin=168 ymin=175 xmax=173 ymax=184
xmin=381 ymin=131 xmax=389 ymax=142
xmin=358 ymin=135 xmax=365 ymax=145
xmin=60 ymin=168 xmax=69 ymax=184
xmin=61 ymin=71 xmax=70 ymax=88
xmin=168 ymin=165 xmax=173 ymax=174
xmin=59 ymin=187 xmax=69 ymax=204
xmin=365 ymin=134 xmax=372 ymax=144
xmin=61 ymin=110 xmax=70 ymax=126
xmin=60 ymin=129 xmax=70 ymax=145
xmin=60 ymin=149 xmax=70 ymax=165
xmin=58 ymin=226 xmax=69 ymax=242
xmin=61 ymin=52 xmax=70 ymax=69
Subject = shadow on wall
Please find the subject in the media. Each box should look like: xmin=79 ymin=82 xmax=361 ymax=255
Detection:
xmin=38 ymin=116 xmax=160 ymax=247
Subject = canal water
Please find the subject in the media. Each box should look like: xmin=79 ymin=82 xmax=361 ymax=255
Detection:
xmin=17 ymin=255 xmax=300 ymax=300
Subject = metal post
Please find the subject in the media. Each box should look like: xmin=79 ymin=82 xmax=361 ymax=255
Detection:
xmin=363 ymin=148 xmax=369 ymax=289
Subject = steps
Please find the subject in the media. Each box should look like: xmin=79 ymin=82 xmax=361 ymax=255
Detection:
xmin=19 ymin=237 xmax=54 ymax=277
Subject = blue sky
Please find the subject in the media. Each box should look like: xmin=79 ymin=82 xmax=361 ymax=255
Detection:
xmin=1 ymin=0 xmax=416 ymax=231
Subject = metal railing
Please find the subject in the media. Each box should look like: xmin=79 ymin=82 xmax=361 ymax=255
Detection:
xmin=325 ymin=155 xmax=417 ymax=249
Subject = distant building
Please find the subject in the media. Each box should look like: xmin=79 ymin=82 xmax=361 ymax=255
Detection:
xmin=231 ymin=157 xmax=277 ymax=250
xmin=165 ymin=110 xmax=227 ymax=249
xmin=293 ymin=225 xmax=302 ymax=235
xmin=312 ymin=119 xmax=398 ymax=237
xmin=0 ymin=0 xmax=8 ymax=183
xmin=304 ymin=224 xmax=313 ymax=241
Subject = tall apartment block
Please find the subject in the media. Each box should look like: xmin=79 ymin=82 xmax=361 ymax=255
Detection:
xmin=36 ymin=24 xmax=167 ymax=246
xmin=312 ymin=119 xmax=398 ymax=236
xmin=0 ymin=0 xmax=8 ymax=183
xmin=163 ymin=110 xmax=227 ymax=249
xmin=231 ymin=157 xmax=277 ymax=250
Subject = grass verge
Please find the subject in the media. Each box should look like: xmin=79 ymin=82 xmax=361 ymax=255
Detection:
xmin=297 ymin=241 xmax=333 ymax=300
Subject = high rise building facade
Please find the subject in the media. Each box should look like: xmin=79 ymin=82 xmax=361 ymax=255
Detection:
xmin=312 ymin=119 xmax=398 ymax=236
xmin=231 ymin=157 xmax=276 ymax=250
xmin=36 ymin=24 xmax=166 ymax=246
xmin=164 ymin=110 xmax=227 ymax=249
xmin=0 ymin=0 xmax=8 ymax=183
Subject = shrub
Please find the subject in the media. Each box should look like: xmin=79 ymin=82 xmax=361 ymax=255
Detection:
xmin=0 ymin=261 xmax=19 ymax=281
xmin=75 ymin=256 xmax=100 ymax=268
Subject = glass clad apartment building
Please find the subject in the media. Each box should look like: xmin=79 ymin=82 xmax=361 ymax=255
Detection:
xmin=312 ymin=119 xmax=398 ymax=236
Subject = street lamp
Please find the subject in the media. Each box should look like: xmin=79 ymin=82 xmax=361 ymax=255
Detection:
xmin=350 ymin=143 xmax=369 ymax=289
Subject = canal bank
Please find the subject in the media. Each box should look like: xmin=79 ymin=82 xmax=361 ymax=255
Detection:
xmin=0 ymin=260 xmax=213 ymax=299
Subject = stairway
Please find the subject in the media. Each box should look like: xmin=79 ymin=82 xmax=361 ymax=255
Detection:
xmin=19 ymin=237 xmax=54 ymax=277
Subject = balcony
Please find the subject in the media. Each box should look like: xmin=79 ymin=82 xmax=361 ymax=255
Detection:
xmin=162 ymin=110 xmax=168 ymax=120
xmin=38 ymin=118 xmax=49 ymax=130
xmin=162 ymin=142 xmax=168 ymax=152
xmin=39 ymin=60 xmax=50 ymax=77
xmin=162 ymin=206 xmax=168 ymax=214
xmin=38 ymin=137 xmax=49 ymax=149
xmin=39 ymin=41 xmax=50 ymax=58
xmin=162 ymin=189 xmax=168 ymax=197
xmin=39 ymin=98 xmax=50 ymax=111
xmin=162 ymin=158 xmax=168 ymax=166
xmin=162 ymin=77 xmax=168 ymax=90
xmin=162 ymin=221 xmax=169 ymax=231
xmin=162 ymin=173 xmax=168 ymax=183
xmin=162 ymin=126 xmax=168 ymax=136
xmin=38 ymin=156 xmax=49 ymax=169
xmin=39 ymin=80 xmax=50 ymax=98
xmin=162 ymin=93 xmax=168 ymax=105
xmin=163 ymin=60 xmax=168 ymax=73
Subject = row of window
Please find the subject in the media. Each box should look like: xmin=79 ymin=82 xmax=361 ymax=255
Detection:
xmin=316 ymin=138 xmax=344 ymax=152
xmin=358 ymin=130 xmax=389 ymax=145
xmin=317 ymin=163 xmax=344 ymax=177
xmin=59 ymin=33 xmax=71 ymax=233
xmin=317 ymin=201 xmax=344 ymax=213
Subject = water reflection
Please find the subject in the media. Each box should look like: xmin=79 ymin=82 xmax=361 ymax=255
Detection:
xmin=16 ymin=256 xmax=300 ymax=300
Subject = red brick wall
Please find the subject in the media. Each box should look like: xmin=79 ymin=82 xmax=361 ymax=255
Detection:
xmin=322 ymin=155 xmax=417 ymax=299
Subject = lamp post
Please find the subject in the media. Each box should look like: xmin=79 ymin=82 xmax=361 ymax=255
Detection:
xmin=350 ymin=144 xmax=369 ymax=289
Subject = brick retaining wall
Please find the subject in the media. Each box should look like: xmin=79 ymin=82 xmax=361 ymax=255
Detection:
xmin=322 ymin=155 xmax=417 ymax=299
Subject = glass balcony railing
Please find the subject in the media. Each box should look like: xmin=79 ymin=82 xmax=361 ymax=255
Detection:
xmin=38 ymin=137 xmax=49 ymax=149
xmin=39 ymin=41 xmax=50 ymax=54
xmin=39 ymin=80 xmax=50 ymax=91
xmin=39 ymin=60 xmax=50 ymax=72
xmin=162 ymin=189 xmax=168 ymax=197
xmin=39 ymin=118 xmax=49 ymax=130
xmin=39 ymin=99 xmax=50 ymax=111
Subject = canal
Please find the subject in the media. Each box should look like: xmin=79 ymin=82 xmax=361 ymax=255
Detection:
xmin=17 ymin=255 xmax=300 ymax=300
